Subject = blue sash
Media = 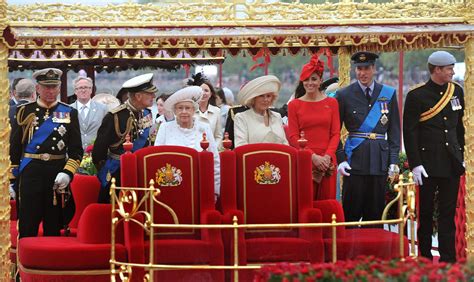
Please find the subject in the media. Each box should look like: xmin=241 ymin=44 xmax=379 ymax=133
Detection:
xmin=344 ymin=85 xmax=395 ymax=164
xmin=19 ymin=104 xmax=71 ymax=173
xmin=98 ymin=110 xmax=152 ymax=188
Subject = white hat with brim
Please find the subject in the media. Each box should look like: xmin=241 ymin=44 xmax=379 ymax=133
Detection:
xmin=428 ymin=51 xmax=456 ymax=66
xmin=237 ymin=75 xmax=281 ymax=107
xmin=164 ymin=86 xmax=203 ymax=112
xmin=122 ymin=73 xmax=158 ymax=94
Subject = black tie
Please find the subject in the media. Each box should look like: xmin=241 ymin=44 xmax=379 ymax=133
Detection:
xmin=365 ymin=87 xmax=371 ymax=102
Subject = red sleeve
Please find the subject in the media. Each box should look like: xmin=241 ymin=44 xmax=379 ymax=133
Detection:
xmin=324 ymin=98 xmax=341 ymax=158
xmin=287 ymin=100 xmax=301 ymax=148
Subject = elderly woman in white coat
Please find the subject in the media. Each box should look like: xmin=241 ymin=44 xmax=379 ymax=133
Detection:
xmin=154 ymin=86 xmax=220 ymax=199
xmin=234 ymin=75 xmax=288 ymax=147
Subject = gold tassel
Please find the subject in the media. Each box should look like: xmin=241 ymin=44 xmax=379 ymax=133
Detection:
xmin=53 ymin=192 xmax=57 ymax=206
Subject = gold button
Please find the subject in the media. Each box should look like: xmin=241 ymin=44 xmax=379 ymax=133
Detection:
xmin=446 ymin=142 xmax=449 ymax=146
xmin=53 ymin=137 xmax=56 ymax=140
xmin=444 ymin=130 xmax=448 ymax=133
xmin=444 ymin=117 xmax=447 ymax=120
xmin=34 ymin=127 xmax=39 ymax=130
xmin=440 ymin=92 xmax=443 ymax=95
xmin=421 ymin=148 xmax=425 ymax=151
xmin=51 ymin=147 xmax=55 ymax=150
xmin=36 ymin=145 xmax=40 ymax=149
xmin=36 ymin=108 xmax=39 ymax=112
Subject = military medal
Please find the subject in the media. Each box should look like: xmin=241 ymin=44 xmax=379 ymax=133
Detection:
xmin=380 ymin=100 xmax=389 ymax=125
xmin=57 ymin=125 xmax=67 ymax=136
xmin=106 ymin=171 xmax=112 ymax=182
xmin=52 ymin=112 xmax=71 ymax=123
xmin=44 ymin=109 xmax=50 ymax=120
xmin=57 ymin=140 xmax=65 ymax=150
xmin=450 ymin=97 xmax=462 ymax=111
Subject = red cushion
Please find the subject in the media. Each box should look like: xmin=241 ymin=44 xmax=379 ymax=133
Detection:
xmin=246 ymin=237 xmax=323 ymax=263
xmin=19 ymin=237 xmax=126 ymax=270
xmin=324 ymin=229 xmax=408 ymax=260
xmin=144 ymin=239 xmax=220 ymax=264
xmin=69 ymin=174 xmax=101 ymax=229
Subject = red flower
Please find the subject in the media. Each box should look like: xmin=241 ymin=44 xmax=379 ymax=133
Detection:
xmin=85 ymin=144 xmax=94 ymax=153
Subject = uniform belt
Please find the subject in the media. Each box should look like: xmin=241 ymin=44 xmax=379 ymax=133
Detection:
xmin=348 ymin=132 xmax=385 ymax=140
xmin=108 ymin=152 xmax=121 ymax=160
xmin=23 ymin=153 xmax=66 ymax=161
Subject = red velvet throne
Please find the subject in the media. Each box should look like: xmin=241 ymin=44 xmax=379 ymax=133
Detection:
xmin=120 ymin=145 xmax=224 ymax=282
xmin=220 ymin=143 xmax=324 ymax=281
xmin=13 ymin=174 xmax=103 ymax=279
xmin=314 ymin=199 xmax=409 ymax=261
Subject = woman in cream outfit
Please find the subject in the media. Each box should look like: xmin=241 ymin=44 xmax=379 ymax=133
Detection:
xmin=155 ymin=86 xmax=220 ymax=199
xmin=234 ymin=75 xmax=288 ymax=147
xmin=188 ymin=73 xmax=223 ymax=147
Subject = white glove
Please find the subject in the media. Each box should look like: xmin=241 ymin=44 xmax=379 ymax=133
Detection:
xmin=54 ymin=172 xmax=71 ymax=189
xmin=412 ymin=165 xmax=428 ymax=186
xmin=337 ymin=161 xmax=352 ymax=176
xmin=9 ymin=184 xmax=16 ymax=199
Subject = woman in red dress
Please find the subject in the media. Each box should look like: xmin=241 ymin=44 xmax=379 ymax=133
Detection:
xmin=287 ymin=55 xmax=340 ymax=200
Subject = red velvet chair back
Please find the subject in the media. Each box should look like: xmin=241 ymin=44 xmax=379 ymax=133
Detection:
xmin=121 ymin=145 xmax=215 ymax=239
xmin=233 ymin=144 xmax=302 ymax=238
xmin=69 ymin=174 xmax=101 ymax=229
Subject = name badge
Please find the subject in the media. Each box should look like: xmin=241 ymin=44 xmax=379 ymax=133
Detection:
xmin=52 ymin=112 xmax=71 ymax=123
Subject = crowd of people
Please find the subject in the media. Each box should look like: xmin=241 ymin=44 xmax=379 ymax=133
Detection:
xmin=8 ymin=50 xmax=464 ymax=263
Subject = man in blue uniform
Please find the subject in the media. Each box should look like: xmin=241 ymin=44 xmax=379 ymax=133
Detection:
xmin=403 ymin=51 xmax=464 ymax=262
xmin=9 ymin=68 xmax=84 ymax=238
xmin=92 ymin=73 xmax=156 ymax=203
xmin=336 ymin=52 xmax=400 ymax=225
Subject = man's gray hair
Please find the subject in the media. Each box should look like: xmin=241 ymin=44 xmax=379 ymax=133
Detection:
xmin=15 ymin=79 xmax=35 ymax=99
xmin=73 ymin=76 xmax=93 ymax=88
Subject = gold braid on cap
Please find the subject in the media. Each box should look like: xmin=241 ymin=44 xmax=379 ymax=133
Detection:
xmin=16 ymin=106 xmax=37 ymax=144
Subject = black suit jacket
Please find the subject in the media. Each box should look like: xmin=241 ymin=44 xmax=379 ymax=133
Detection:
xmin=336 ymin=81 xmax=400 ymax=176
xmin=403 ymin=80 xmax=465 ymax=177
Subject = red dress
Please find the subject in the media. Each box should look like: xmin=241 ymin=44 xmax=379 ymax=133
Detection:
xmin=287 ymin=97 xmax=340 ymax=200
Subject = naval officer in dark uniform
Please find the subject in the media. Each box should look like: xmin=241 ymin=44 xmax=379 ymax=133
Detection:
xmin=403 ymin=51 xmax=464 ymax=262
xmin=335 ymin=52 xmax=400 ymax=225
xmin=9 ymin=68 xmax=84 ymax=238
xmin=92 ymin=73 xmax=156 ymax=203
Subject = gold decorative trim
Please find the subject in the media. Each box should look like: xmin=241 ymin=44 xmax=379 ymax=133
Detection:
xmin=6 ymin=2 xmax=473 ymax=27
xmin=18 ymin=262 xmax=111 ymax=275
xmin=242 ymin=150 xmax=293 ymax=233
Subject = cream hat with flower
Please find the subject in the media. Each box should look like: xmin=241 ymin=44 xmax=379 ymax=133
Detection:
xmin=237 ymin=75 xmax=281 ymax=107
xmin=164 ymin=86 xmax=203 ymax=112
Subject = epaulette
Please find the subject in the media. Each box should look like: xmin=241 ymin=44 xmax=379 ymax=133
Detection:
xmin=110 ymin=103 xmax=127 ymax=114
xmin=408 ymin=83 xmax=425 ymax=92
xmin=17 ymin=101 xmax=35 ymax=108
xmin=58 ymin=101 xmax=72 ymax=107
xmin=452 ymin=81 xmax=463 ymax=89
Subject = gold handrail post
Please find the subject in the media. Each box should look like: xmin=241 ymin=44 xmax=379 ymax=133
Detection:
xmin=233 ymin=215 xmax=239 ymax=282
xmin=110 ymin=178 xmax=117 ymax=280
xmin=407 ymin=173 xmax=417 ymax=257
xmin=331 ymin=214 xmax=337 ymax=263
xmin=149 ymin=179 xmax=156 ymax=281
xmin=397 ymin=175 xmax=405 ymax=260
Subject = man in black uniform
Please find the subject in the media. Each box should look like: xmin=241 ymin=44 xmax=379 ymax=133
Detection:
xmin=403 ymin=51 xmax=464 ymax=262
xmin=93 ymin=73 xmax=156 ymax=203
xmin=9 ymin=68 xmax=83 ymax=238
xmin=336 ymin=52 xmax=400 ymax=225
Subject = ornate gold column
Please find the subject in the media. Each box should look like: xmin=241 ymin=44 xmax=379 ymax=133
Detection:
xmin=464 ymin=37 xmax=474 ymax=260
xmin=0 ymin=0 xmax=10 ymax=278
xmin=337 ymin=47 xmax=351 ymax=87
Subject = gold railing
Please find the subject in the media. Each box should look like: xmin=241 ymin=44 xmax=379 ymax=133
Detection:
xmin=110 ymin=175 xmax=416 ymax=281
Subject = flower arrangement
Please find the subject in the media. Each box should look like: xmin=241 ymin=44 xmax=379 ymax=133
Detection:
xmin=254 ymin=256 xmax=473 ymax=282
xmin=78 ymin=144 xmax=97 ymax=176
